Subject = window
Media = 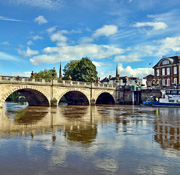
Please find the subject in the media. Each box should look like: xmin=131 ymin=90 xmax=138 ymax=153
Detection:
xmin=162 ymin=78 xmax=165 ymax=85
xmin=162 ymin=60 xmax=169 ymax=65
xmin=156 ymin=69 xmax=159 ymax=76
xmin=174 ymin=78 xmax=177 ymax=84
xmin=167 ymin=78 xmax=170 ymax=86
xmin=169 ymin=99 xmax=174 ymax=102
xmin=174 ymin=67 xmax=177 ymax=74
xmin=166 ymin=90 xmax=171 ymax=95
xmin=167 ymin=68 xmax=170 ymax=75
xmin=171 ymin=90 xmax=177 ymax=95
xmin=162 ymin=68 xmax=165 ymax=75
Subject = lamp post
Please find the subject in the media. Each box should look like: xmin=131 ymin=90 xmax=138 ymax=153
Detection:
xmin=90 ymin=73 xmax=94 ymax=99
xmin=51 ymin=68 xmax=56 ymax=107
xmin=51 ymin=68 xmax=56 ymax=91
xmin=31 ymin=71 xmax=34 ymax=77
xmin=51 ymin=112 xmax=56 ymax=143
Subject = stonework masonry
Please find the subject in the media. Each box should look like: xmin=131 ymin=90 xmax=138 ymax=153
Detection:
xmin=117 ymin=86 xmax=162 ymax=105
xmin=0 ymin=76 xmax=117 ymax=108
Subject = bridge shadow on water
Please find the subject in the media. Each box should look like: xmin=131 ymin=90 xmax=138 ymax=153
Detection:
xmin=6 ymin=89 xmax=115 ymax=107
xmin=1 ymin=102 xmax=180 ymax=151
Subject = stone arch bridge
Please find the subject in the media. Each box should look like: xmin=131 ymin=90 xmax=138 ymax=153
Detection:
xmin=0 ymin=76 xmax=118 ymax=108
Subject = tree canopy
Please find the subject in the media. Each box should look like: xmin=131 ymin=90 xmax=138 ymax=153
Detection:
xmin=63 ymin=60 xmax=79 ymax=80
xmin=63 ymin=57 xmax=98 ymax=82
xmin=31 ymin=68 xmax=58 ymax=79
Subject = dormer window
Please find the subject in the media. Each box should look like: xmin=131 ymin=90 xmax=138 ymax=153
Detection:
xmin=162 ymin=60 xmax=169 ymax=65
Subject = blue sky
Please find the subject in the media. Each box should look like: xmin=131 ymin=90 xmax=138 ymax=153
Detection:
xmin=1 ymin=0 xmax=180 ymax=79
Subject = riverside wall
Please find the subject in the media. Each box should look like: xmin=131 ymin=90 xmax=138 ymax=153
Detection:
xmin=117 ymin=86 xmax=162 ymax=105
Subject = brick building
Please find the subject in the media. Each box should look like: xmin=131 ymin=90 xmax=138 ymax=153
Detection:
xmin=153 ymin=56 xmax=180 ymax=87
xmin=143 ymin=74 xmax=154 ymax=86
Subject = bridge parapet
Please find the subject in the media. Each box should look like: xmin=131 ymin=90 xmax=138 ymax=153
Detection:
xmin=0 ymin=76 xmax=116 ymax=90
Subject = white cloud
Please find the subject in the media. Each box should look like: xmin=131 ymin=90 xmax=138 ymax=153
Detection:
xmin=30 ymin=54 xmax=60 ymax=65
xmin=10 ymin=0 xmax=64 ymax=10
xmin=93 ymin=25 xmax=118 ymax=38
xmin=118 ymin=64 xmax=153 ymax=78
xmin=99 ymin=70 xmax=115 ymax=79
xmin=0 ymin=41 xmax=10 ymax=45
xmin=27 ymin=40 xmax=33 ymax=45
xmin=158 ymin=37 xmax=180 ymax=52
xmin=0 ymin=16 xmax=23 ymax=22
xmin=50 ymin=31 xmax=68 ymax=46
xmin=147 ymin=11 xmax=177 ymax=24
xmin=32 ymin=35 xmax=44 ymax=40
xmin=92 ymin=61 xmax=111 ymax=67
xmin=18 ymin=47 xmax=39 ymax=58
xmin=114 ymin=55 xmax=143 ymax=62
xmin=0 ymin=51 xmax=20 ymax=61
xmin=8 ymin=71 xmax=31 ymax=77
xmin=133 ymin=21 xmax=168 ymax=31
xmin=133 ymin=36 xmax=180 ymax=58
xmin=34 ymin=16 xmax=47 ymax=25
xmin=69 ymin=29 xmax=82 ymax=34
xmin=30 ymin=44 xmax=124 ymax=65
xmin=47 ymin=26 xmax=57 ymax=34
xmin=78 ymin=37 xmax=94 ymax=44
xmin=99 ymin=64 xmax=153 ymax=79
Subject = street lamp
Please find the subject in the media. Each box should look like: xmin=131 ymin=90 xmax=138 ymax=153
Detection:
xmin=31 ymin=71 xmax=34 ymax=77
xmin=90 ymin=73 xmax=94 ymax=99
xmin=51 ymin=112 xmax=56 ymax=143
xmin=52 ymin=67 xmax=56 ymax=79
xmin=51 ymin=68 xmax=56 ymax=107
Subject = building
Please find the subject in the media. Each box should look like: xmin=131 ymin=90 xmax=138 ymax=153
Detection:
xmin=143 ymin=74 xmax=154 ymax=87
xmin=101 ymin=65 xmax=147 ymax=87
xmin=153 ymin=56 xmax=180 ymax=88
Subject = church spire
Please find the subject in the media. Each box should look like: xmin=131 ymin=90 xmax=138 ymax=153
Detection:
xmin=116 ymin=65 xmax=118 ymax=77
xmin=59 ymin=62 xmax=62 ymax=79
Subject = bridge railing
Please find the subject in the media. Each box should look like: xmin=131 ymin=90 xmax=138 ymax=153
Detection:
xmin=0 ymin=75 xmax=116 ymax=89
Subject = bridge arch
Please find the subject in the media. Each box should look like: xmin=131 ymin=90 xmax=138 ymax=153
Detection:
xmin=3 ymin=87 xmax=50 ymax=107
xmin=96 ymin=92 xmax=115 ymax=104
xmin=58 ymin=90 xmax=90 ymax=105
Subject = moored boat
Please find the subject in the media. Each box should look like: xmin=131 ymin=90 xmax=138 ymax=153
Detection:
xmin=152 ymin=89 xmax=180 ymax=107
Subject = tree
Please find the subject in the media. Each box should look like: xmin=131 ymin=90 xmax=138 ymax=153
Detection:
xmin=63 ymin=58 xmax=97 ymax=82
xmin=6 ymin=91 xmax=26 ymax=102
xmin=63 ymin=60 xmax=79 ymax=80
xmin=31 ymin=68 xmax=58 ymax=79
xmin=72 ymin=57 xmax=97 ymax=82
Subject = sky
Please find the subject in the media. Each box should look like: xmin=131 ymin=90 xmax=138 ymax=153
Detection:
xmin=1 ymin=0 xmax=180 ymax=79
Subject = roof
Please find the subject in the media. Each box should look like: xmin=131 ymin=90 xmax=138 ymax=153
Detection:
xmin=101 ymin=77 xmax=109 ymax=82
xmin=101 ymin=76 xmax=139 ymax=82
xmin=153 ymin=56 xmax=180 ymax=68
xmin=143 ymin=74 xmax=154 ymax=79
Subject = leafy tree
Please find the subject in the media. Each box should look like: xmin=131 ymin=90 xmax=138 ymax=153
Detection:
xmin=63 ymin=60 xmax=79 ymax=80
xmin=31 ymin=68 xmax=58 ymax=79
xmin=72 ymin=57 xmax=98 ymax=82
xmin=6 ymin=91 xmax=26 ymax=102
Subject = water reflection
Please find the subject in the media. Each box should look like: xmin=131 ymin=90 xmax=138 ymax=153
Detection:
xmin=1 ymin=104 xmax=180 ymax=149
xmin=154 ymin=108 xmax=180 ymax=150
xmin=0 ymin=103 xmax=180 ymax=175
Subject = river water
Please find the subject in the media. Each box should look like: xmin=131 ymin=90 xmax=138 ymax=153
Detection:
xmin=0 ymin=102 xmax=180 ymax=175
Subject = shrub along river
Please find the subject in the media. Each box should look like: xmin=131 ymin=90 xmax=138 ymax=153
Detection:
xmin=0 ymin=102 xmax=180 ymax=175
